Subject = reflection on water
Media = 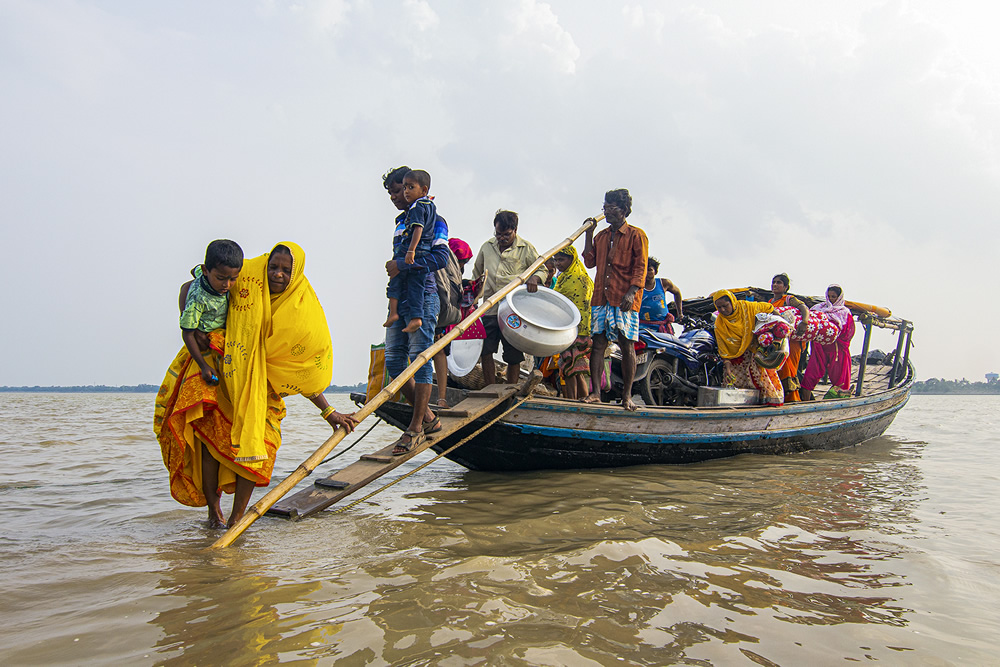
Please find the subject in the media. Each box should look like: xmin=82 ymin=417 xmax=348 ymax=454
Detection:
xmin=0 ymin=394 xmax=997 ymax=664
xmin=332 ymin=442 xmax=923 ymax=665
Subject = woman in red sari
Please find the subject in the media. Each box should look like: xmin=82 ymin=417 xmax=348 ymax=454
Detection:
xmin=800 ymin=284 xmax=855 ymax=400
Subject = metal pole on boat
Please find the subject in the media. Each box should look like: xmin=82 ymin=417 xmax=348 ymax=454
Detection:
xmin=888 ymin=321 xmax=908 ymax=389
xmin=900 ymin=322 xmax=913 ymax=384
xmin=855 ymin=315 xmax=872 ymax=397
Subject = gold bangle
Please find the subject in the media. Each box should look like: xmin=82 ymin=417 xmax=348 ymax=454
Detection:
xmin=320 ymin=405 xmax=335 ymax=419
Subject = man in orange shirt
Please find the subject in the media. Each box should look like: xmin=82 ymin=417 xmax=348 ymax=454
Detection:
xmin=582 ymin=189 xmax=649 ymax=411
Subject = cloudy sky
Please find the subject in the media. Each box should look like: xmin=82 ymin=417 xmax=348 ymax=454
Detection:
xmin=1 ymin=0 xmax=996 ymax=387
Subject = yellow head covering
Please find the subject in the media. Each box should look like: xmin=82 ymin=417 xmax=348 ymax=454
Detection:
xmin=711 ymin=289 xmax=774 ymax=359
xmin=554 ymin=245 xmax=594 ymax=336
xmin=224 ymin=242 xmax=333 ymax=465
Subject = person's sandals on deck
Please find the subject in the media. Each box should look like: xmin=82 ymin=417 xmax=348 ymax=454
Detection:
xmin=423 ymin=415 xmax=442 ymax=434
xmin=392 ymin=430 xmax=426 ymax=456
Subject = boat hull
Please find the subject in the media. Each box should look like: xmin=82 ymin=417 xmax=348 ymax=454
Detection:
xmin=357 ymin=372 xmax=912 ymax=472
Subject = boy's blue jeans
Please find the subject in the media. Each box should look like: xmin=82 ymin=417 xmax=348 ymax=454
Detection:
xmin=385 ymin=290 xmax=439 ymax=385
xmin=386 ymin=266 xmax=427 ymax=323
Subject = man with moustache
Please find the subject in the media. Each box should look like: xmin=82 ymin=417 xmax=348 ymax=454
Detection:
xmin=582 ymin=188 xmax=648 ymax=411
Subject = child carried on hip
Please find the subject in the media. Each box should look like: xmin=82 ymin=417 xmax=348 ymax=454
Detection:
xmin=383 ymin=169 xmax=437 ymax=333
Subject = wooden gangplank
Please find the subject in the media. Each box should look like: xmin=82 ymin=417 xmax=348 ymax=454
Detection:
xmin=267 ymin=383 xmax=522 ymax=521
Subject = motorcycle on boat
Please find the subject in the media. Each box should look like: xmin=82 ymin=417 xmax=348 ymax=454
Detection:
xmin=603 ymin=315 xmax=724 ymax=407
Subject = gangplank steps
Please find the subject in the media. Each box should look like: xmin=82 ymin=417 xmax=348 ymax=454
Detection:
xmin=266 ymin=383 xmax=523 ymax=521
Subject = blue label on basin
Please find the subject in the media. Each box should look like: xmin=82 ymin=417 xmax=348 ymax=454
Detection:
xmin=506 ymin=314 xmax=522 ymax=329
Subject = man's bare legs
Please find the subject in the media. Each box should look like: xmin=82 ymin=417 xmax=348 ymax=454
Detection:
xmin=398 ymin=376 xmax=436 ymax=424
xmin=433 ymin=348 xmax=450 ymax=407
xmin=481 ymin=354 xmax=498 ymax=386
xmin=618 ymin=332 xmax=638 ymax=411
xmin=505 ymin=361 xmax=521 ymax=384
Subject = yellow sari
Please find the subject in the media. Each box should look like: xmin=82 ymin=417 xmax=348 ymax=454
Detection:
xmin=711 ymin=289 xmax=783 ymax=405
xmin=711 ymin=289 xmax=774 ymax=359
xmin=554 ymin=245 xmax=595 ymax=379
xmin=154 ymin=242 xmax=333 ymax=506
xmin=553 ymin=245 xmax=594 ymax=336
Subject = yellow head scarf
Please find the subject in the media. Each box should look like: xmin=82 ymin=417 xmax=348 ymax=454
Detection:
xmin=711 ymin=289 xmax=774 ymax=359
xmin=224 ymin=242 xmax=333 ymax=465
xmin=554 ymin=245 xmax=594 ymax=336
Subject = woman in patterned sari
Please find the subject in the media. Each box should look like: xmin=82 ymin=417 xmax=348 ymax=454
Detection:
xmin=552 ymin=245 xmax=594 ymax=399
xmin=712 ymin=289 xmax=784 ymax=406
xmin=155 ymin=242 xmax=358 ymax=528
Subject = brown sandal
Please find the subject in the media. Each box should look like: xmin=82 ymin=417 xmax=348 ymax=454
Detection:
xmin=392 ymin=430 xmax=426 ymax=456
xmin=423 ymin=415 xmax=442 ymax=434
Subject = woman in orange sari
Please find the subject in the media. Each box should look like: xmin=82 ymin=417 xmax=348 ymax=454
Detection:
xmin=155 ymin=242 xmax=358 ymax=528
xmin=712 ymin=289 xmax=784 ymax=406
xmin=769 ymin=274 xmax=809 ymax=402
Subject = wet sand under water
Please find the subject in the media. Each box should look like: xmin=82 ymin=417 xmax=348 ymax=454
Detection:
xmin=0 ymin=393 xmax=998 ymax=665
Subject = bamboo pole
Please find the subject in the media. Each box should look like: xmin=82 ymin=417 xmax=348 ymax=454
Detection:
xmin=210 ymin=214 xmax=603 ymax=548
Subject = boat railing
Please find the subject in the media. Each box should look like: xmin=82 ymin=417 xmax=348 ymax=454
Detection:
xmin=856 ymin=311 xmax=913 ymax=394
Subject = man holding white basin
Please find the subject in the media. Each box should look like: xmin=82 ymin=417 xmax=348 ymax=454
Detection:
xmin=472 ymin=210 xmax=549 ymax=385
xmin=582 ymin=189 xmax=649 ymax=411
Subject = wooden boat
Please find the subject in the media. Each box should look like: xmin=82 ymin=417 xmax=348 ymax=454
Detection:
xmin=351 ymin=291 xmax=915 ymax=472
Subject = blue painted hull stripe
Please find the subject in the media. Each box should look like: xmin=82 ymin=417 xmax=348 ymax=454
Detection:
xmin=518 ymin=385 xmax=908 ymax=421
xmin=510 ymin=399 xmax=906 ymax=444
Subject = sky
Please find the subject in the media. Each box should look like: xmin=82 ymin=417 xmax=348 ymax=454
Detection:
xmin=1 ymin=0 xmax=997 ymax=386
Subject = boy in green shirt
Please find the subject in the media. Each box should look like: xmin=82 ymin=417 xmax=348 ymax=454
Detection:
xmin=179 ymin=239 xmax=243 ymax=385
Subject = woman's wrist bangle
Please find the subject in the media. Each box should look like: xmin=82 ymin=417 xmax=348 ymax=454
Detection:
xmin=320 ymin=405 xmax=335 ymax=419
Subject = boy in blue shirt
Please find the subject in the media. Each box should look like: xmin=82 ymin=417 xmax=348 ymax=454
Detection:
xmin=383 ymin=169 xmax=437 ymax=333
xmin=179 ymin=239 xmax=243 ymax=385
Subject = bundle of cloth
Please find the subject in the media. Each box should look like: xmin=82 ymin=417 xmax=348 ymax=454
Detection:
xmin=753 ymin=312 xmax=792 ymax=348
xmin=773 ymin=306 xmax=841 ymax=345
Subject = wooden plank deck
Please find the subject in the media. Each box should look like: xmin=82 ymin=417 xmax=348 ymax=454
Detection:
xmin=267 ymin=383 xmax=523 ymax=521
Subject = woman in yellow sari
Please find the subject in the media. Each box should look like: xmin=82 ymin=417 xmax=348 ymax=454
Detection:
xmin=711 ymin=289 xmax=784 ymax=406
xmin=553 ymin=245 xmax=594 ymax=399
xmin=155 ymin=242 xmax=358 ymax=528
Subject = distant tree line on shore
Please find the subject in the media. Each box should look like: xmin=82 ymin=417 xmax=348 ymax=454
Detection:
xmin=0 ymin=383 xmax=367 ymax=394
xmin=912 ymin=379 xmax=1000 ymax=394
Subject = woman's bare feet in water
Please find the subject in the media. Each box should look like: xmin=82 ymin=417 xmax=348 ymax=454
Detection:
xmin=227 ymin=507 xmax=247 ymax=529
xmin=207 ymin=504 xmax=225 ymax=529
xmin=383 ymin=313 xmax=399 ymax=328
xmin=402 ymin=317 xmax=423 ymax=333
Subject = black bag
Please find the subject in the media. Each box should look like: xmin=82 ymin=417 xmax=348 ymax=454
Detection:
xmin=435 ymin=249 xmax=464 ymax=328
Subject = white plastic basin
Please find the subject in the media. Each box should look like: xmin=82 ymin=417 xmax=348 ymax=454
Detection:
xmin=497 ymin=286 xmax=581 ymax=357
xmin=447 ymin=339 xmax=483 ymax=377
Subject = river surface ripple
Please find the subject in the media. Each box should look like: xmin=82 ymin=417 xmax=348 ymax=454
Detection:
xmin=0 ymin=394 xmax=997 ymax=665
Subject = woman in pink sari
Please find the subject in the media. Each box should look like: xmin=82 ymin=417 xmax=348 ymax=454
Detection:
xmin=800 ymin=284 xmax=855 ymax=400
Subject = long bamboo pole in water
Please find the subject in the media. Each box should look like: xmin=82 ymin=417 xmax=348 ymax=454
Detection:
xmin=210 ymin=214 xmax=603 ymax=548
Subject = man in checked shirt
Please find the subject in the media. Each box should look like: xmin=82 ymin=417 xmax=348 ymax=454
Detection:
xmin=582 ymin=188 xmax=649 ymax=411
